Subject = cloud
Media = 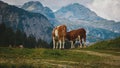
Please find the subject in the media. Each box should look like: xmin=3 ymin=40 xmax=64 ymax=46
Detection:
xmin=88 ymin=0 xmax=120 ymax=22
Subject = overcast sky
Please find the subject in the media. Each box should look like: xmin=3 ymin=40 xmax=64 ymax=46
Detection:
xmin=1 ymin=0 xmax=120 ymax=22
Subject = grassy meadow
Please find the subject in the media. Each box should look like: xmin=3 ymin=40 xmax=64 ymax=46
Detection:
xmin=0 ymin=37 xmax=120 ymax=68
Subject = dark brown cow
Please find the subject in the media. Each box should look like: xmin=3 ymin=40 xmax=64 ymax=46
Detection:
xmin=52 ymin=25 xmax=67 ymax=49
xmin=66 ymin=28 xmax=86 ymax=48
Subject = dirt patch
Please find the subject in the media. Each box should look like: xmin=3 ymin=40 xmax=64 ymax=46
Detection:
xmin=72 ymin=50 xmax=113 ymax=57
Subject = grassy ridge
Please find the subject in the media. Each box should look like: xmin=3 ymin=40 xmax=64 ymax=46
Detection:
xmin=85 ymin=37 xmax=120 ymax=56
xmin=88 ymin=37 xmax=120 ymax=50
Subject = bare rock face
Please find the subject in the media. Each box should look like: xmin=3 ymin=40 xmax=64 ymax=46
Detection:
xmin=22 ymin=1 xmax=55 ymax=18
xmin=21 ymin=1 xmax=59 ymax=26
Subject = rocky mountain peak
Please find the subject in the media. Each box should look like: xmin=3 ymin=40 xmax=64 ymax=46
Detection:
xmin=22 ymin=1 xmax=43 ymax=10
xmin=55 ymin=3 xmax=102 ymax=21
xmin=22 ymin=1 xmax=55 ymax=18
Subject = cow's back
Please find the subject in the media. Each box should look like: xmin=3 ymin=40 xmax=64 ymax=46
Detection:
xmin=66 ymin=30 xmax=79 ymax=41
xmin=66 ymin=28 xmax=86 ymax=41
xmin=77 ymin=28 xmax=86 ymax=38
xmin=58 ymin=25 xmax=67 ymax=38
xmin=52 ymin=25 xmax=67 ymax=41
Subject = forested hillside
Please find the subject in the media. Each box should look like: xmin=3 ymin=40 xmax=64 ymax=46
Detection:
xmin=0 ymin=23 xmax=49 ymax=48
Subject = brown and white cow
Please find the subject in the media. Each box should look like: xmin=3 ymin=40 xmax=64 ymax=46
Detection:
xmin=66 ymin=28 xmax=86 ymax=48
xmin=52 ymin=25 xmax=67 ymax=49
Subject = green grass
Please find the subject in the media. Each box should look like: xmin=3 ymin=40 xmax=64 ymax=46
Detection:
xmin=0 ymin=47 xmax=120 ymax=68
xmin=85 ymin=37 xmax=120 ymax=56
xmin=0 ymin=48 xmax=109 ymax=68
xmin=87 ymin=37 xmax=120 ymax=50
xmin=0 ymin=37 xmax=120 ymax=68
xmin=41 ymin=49 xmax=103 ymax=62
xmin=0 ymin=48 xmax=103 ymax=61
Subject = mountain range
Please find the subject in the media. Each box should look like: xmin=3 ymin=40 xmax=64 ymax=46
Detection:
xmin=55 ymin=3 xmax=120 ymax=33
xmin=0 ymin=1 xmax=120 ymax=44
xmin=0 ymin=1 xmax=53 ymax=43
xmin=55 ymin=3 xmax=120 ymax=43
xmin=21 ymin=1 xmax=59 ymax=26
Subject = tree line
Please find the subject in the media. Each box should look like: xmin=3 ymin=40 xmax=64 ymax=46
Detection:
xmin=0 ymin=23 xmax=50 ymax=48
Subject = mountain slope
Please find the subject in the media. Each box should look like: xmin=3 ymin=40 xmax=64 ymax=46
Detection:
xmin=0 ymin=1 xmax=53 ymax=43
xmin=55 ymin=3 xmax=120 ymax=33
xmin=55 ymin=3 xmax=104 ymax=21
xmin=21 ymin=1 xmax=60 ymax=26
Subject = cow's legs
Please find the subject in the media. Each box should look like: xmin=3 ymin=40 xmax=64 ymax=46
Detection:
xmin=59 ymin=40 xmax=62 ymax=49
xmin=84 ymin=41 xmax=86 ymax=48
xmin=80 ymin=39 xmax=83 ymax=48
xmin=53 ymin=37 xmax=56 ymax=49
xmin=56 ymin=42 xmax=59 ymax=49
xmin=70 ymin=41 xmax=74 ymax=48
xmin=83 ymin=39 xmax=86 ymax=48
xmin=78 ymin=35 xmax=82 ymax=48
xmin=62 ymin=37 xmax=65 ymax=49
xmin=62 ymin=41 xmax=65 ymax=49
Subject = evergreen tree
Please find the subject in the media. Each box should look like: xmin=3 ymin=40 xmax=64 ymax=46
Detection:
xmin=0 ymin=23 xmax=49 ymax=48
xmin=24 ymin=35 xmax=37 ymax=48
xmin=0 ymin=23 xmax=6 ymax=46
xmin=37 ymin=39 xmax=49 ymax=48
xmin=15 ymin=29 xmax=24 ymax=46
xmin=4 ymin=27 xmax=15 ymax=46
xmin=0 ymin=23 xmax=15 ymax=47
